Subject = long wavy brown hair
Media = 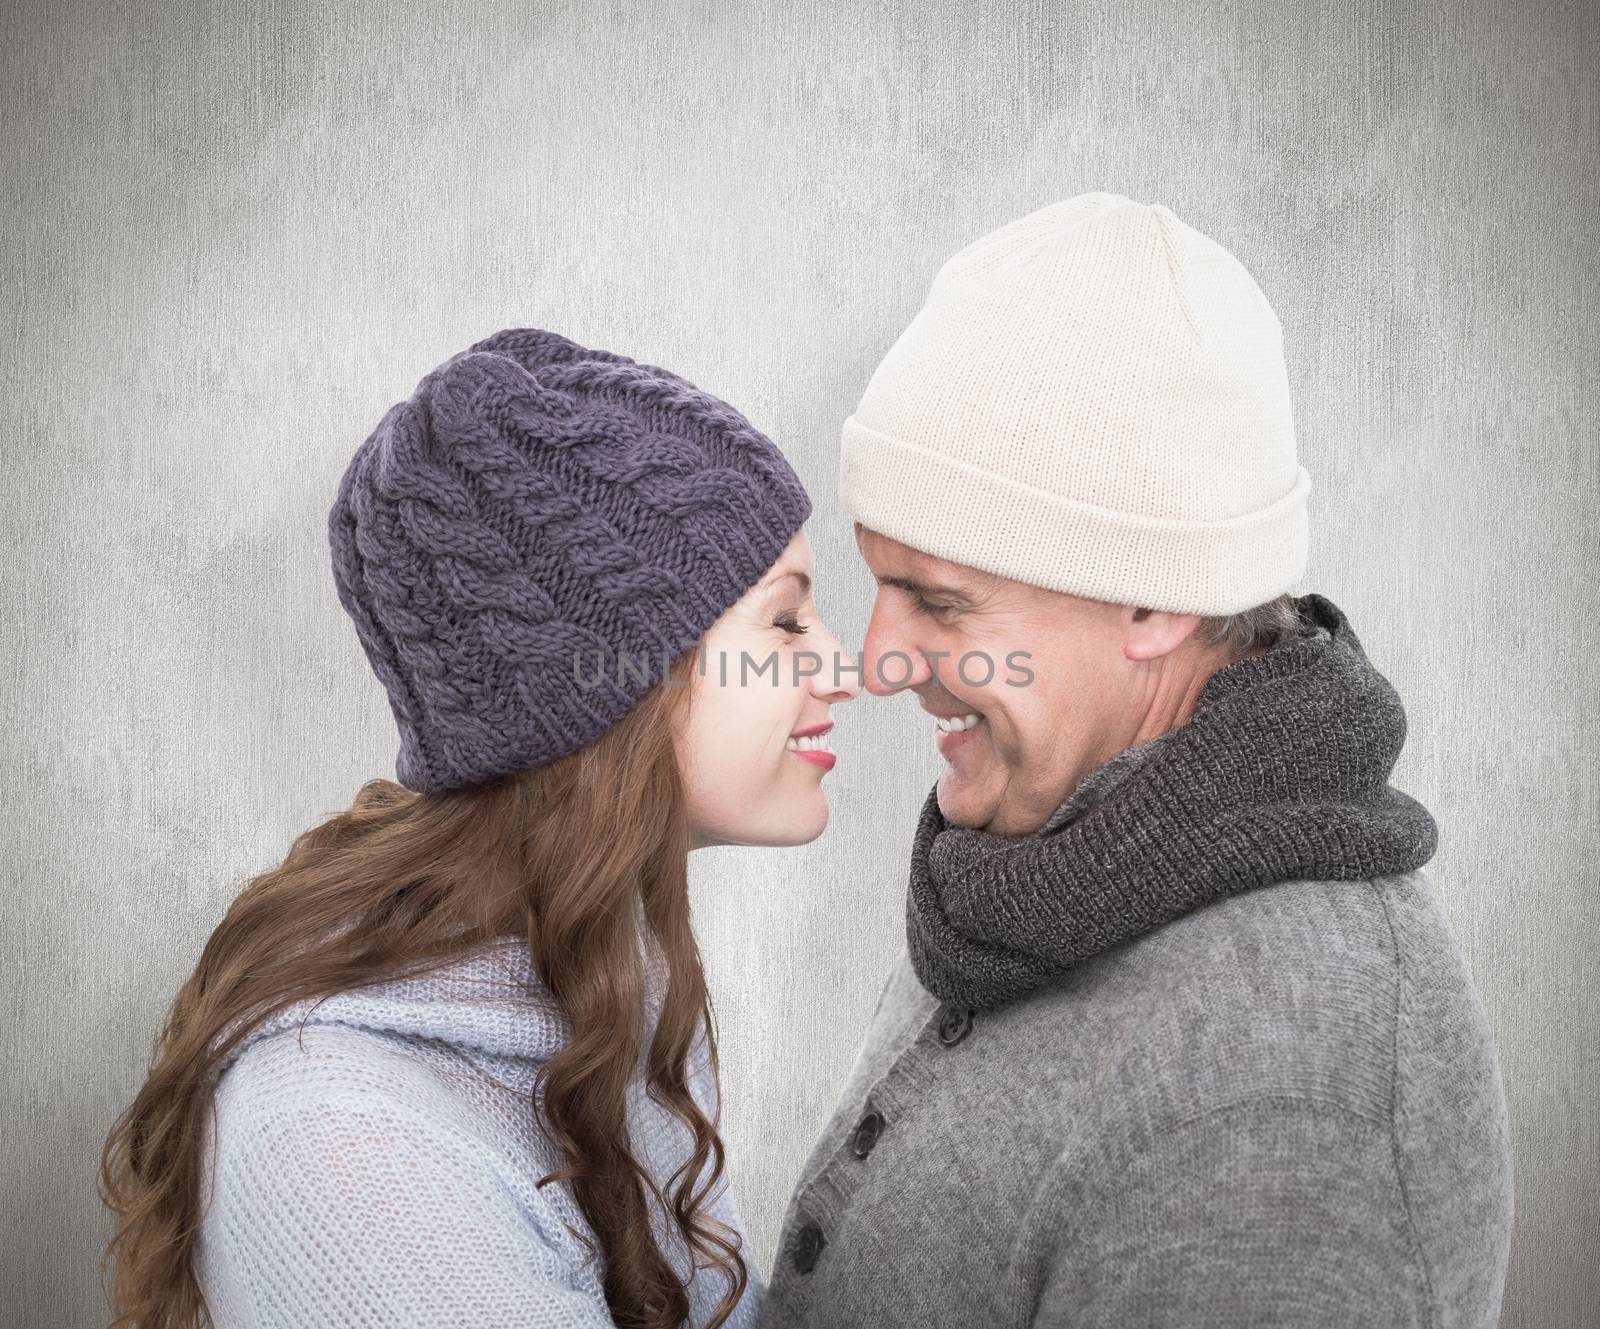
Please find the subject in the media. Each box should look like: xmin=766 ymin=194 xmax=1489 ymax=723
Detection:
xmin=99 ymin=645 xmax=747 ymax=1329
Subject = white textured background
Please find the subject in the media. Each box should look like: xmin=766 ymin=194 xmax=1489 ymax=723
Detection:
xmin=4 ymin=1 xmax=1596 ymax=1325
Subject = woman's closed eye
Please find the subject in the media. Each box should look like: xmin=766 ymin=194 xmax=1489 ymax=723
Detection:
xmin=774 ymin=611 xmax=810 ymax=636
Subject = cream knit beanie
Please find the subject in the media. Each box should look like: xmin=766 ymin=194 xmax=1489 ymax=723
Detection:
xmin=839 ymin=192 xmax=1311 ymax=616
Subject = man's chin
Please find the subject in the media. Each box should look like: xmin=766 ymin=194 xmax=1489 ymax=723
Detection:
xmin=934 ymin=769 xmax=997 ymax=830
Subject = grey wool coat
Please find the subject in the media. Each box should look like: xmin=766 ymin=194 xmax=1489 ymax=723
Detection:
xmin=757 ymin=870 xmax=1513 ymax=1328
xmin=759 ymin=594 xmax=1514 ymax=1328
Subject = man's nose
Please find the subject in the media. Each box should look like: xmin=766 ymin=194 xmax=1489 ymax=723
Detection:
xmin=861 ymin=614 xmax=929 ymax=698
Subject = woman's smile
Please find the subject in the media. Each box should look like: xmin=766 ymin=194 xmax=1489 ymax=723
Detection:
xmin=786 ymin=720 xmax=837 ymax=771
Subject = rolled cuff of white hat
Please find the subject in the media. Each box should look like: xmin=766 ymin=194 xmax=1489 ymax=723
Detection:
xmin=839 ymin=416 xmax=1311 ymax=618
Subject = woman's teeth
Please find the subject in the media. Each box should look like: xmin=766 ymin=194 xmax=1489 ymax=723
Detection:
xmin=935 ymin=713 xmax=983 ymax=733
xmin=786 ymin=733 xmax=833 ymax=752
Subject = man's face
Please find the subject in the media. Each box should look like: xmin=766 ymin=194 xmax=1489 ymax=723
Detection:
xmin=852 ymin=524 xmax=1204 ymax=836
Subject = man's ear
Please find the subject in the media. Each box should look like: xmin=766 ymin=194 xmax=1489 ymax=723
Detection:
xmin=1123 ymin=607 xmax=1202 ymax=662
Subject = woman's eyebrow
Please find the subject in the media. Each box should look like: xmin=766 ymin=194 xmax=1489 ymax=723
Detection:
xmin=760 ymin=570 xmax=812 ymax=595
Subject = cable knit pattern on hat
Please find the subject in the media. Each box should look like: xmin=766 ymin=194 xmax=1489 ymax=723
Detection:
xmin=193 ymin=939 xmax=761 ymax=1328
xmin=329 ymin=327 xmax=811 ymax=793
xmin=839 ymin=192 xmax=1311 ymax=615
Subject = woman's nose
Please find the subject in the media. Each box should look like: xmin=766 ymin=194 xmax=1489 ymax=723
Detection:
xmin=812 ymin=623 xmax=862 ymax=702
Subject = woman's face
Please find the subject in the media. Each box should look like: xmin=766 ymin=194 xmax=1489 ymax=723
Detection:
xmin=677 ymin=527 xmax=860 ymax=849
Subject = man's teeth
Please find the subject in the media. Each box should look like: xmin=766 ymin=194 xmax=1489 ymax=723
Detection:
xmin=935 ymin=713 xmax=983 ymax=733
xmin=786 ymin=733 xmax=833 ymax=752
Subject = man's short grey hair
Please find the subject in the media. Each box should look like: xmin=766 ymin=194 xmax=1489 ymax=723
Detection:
xmin=1191 ymin=593 xmax=1304 ymax=654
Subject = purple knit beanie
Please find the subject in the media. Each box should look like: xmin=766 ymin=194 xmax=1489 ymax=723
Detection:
xmin=328 ymin=327 xmax=812 ymax=794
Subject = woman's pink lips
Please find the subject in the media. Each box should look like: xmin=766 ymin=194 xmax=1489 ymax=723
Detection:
xmin=790 ymin=719 xmax=835 ymax=770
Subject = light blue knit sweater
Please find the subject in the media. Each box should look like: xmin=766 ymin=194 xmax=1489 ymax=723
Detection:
xmin=194 ymin=939 xmax=762 ymax=1328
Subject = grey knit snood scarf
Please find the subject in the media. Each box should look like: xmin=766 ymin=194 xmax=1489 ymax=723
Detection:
xmin=906 ymin=592 xmax=1438 ymax=1010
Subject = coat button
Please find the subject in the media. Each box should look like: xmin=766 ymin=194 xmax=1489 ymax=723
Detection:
xmin=936 ymin=1003 xmax=974 ymax=1045
xmin=792 ymin=1221 xmax=826 ymax=1273
xmin=850 ymin=1109 xmax=885 ymax=1158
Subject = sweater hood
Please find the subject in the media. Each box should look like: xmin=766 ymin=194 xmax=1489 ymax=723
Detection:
xmin=906 ymin=591 xmax=1439 ymax=1010
xmin=218 ymin=937 xmax=661 ymax=1074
